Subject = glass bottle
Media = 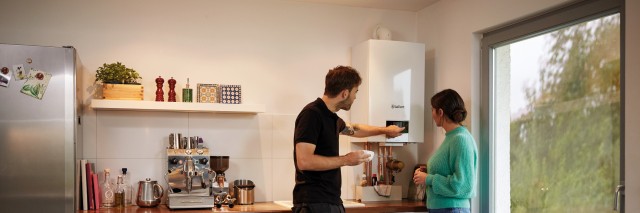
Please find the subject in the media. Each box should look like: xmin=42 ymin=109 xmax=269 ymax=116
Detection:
xmin=359 ymin=173 xmax=367 ymax=186
xmin=101 ymin=168 xmax=115 ymax=208
xmin=114 ymin=175 xmax=125 ymax=207
xmin=121 ymin=168 xmax=132 ymax=206
xmin=371 ymin=174 xmax=377 ymax=186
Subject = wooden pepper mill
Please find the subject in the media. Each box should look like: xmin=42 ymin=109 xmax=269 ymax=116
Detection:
xmin=168 ymin=77 xmax=177 ymax=102
xmin=155 ymin=76 xmax=164 ymax=102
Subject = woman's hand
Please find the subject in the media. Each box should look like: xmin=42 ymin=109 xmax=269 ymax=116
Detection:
xmin=413 ymin=168 xmax=427 ymax=185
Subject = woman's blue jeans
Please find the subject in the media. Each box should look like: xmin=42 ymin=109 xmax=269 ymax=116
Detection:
xmin=428 ymin=208 xmax=471 ymax=213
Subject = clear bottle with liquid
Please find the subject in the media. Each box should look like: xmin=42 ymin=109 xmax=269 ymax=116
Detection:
xmin=101 ymin=168 xmax=115 ymax=208
xmin=114 ymin=175 xmax=125 ymax=207
xmin=121 ymin=168 xmax=132 ymax=206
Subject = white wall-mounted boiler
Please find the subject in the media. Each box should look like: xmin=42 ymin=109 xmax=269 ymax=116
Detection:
xmin=350 ymin=39 xmax=425 ymax=144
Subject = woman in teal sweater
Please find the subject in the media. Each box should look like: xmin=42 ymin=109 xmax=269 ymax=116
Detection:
xmin=413 ymin=89 xmax=478 ymax=213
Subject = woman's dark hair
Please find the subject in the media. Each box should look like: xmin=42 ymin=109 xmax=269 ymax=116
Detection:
xmin=431 ymin=89 xmax=467 ymax=124
xmin=324 ymin=66 xmax=362 ymax=97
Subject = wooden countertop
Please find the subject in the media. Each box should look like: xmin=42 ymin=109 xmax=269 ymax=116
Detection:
xmin=78 ymin=200 xmax=426 ymax=213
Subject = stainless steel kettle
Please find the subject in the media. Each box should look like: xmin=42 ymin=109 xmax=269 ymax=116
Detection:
xmin=137 ymin=178 xmax=164 ymax=207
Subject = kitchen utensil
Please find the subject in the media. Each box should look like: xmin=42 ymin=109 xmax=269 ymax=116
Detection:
xmin=136 ymin=178 xmax=164 ymax=207
xmin=169 ymin=133 xmax=181 ymax=149
xmin=233 ymin=179 xmax=255 ymax=205
xmin=210 ymin=156 xmax=229 ymax=174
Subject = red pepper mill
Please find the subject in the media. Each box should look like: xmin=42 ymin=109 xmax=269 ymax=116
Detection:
xmin=155 ymin=76 xmax=164 ymax=102
xmin=168 ymin=77 xmax=177 ymax=102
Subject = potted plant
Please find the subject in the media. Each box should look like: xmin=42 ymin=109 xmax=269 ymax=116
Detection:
xmin=95 ymin=62 xmax=144 ymax=100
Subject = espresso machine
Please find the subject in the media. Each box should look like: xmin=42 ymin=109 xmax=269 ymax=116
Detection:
xmin=166 ymin=134 xmax=216 ymax=209
xmin=210 ymin=156 xmax=235 ymax=208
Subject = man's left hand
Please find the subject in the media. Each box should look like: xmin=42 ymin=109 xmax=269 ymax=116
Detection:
xmin=384 ymin=125 xmax=405 ymax=138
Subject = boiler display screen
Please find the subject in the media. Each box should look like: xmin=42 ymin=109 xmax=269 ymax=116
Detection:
xmin=386 ymin=120 xmax=409 ymax=133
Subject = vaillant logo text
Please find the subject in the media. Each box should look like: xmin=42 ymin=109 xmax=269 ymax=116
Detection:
xmin=391 ymin=105 xmax=405 ymax=109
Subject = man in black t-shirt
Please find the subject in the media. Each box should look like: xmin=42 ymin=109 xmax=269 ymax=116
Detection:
xmin=292 ymin=66 xmax=405 ymax=213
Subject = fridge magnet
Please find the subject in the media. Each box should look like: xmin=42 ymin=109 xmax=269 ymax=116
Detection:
xmin=220 ymin=84 xmax=241 ymax=104
xmin=20 ymin=69 xmax=52 ymax=100
xmin=13 ymin=64 xmax=27 ymax=80
xmin=0 ymin=66 xmax=11 ymax=87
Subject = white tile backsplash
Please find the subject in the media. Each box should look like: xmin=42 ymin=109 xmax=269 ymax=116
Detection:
xmin=272 ymin=114 xmax=296 ymax=159
xmin=81 ymin=108 xmax=97 ymax=159
xmin=271 ymin=158 xmax=295 ymax=201
xmin=93 ymin=158 xmax=168 ymax=204
xmin=96 ymin=110 xmax=188 ymax=158
xmin=86 ymin=111 xmax=416 ymax=202
xmin=188 ymin=113 xmax=269 ymax=158
xmin=259 ymin=114 xmax=274 ymax=159
xmin=88 ymin=111 xmax=303 ymax=202
xmin=225 ymin=158 xmax=273 ymax=202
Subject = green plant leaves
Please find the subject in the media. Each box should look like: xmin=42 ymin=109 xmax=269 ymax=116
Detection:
xmin=95 ymin=62 xmax=142 ymax=84
xmin=21 ymin=83 xmax=43 ymax=96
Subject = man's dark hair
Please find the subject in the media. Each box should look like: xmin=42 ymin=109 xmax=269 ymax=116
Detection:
xmin=431 ymin=89 xmax=467 ymax=124
xmin=324 ymin=66 xmax=362 ymax=98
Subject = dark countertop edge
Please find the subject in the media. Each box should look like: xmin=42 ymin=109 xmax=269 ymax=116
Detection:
xmin=78 ymin=200 xmax=427 ymax=213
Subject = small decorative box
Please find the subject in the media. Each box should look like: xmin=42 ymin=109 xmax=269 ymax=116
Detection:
xmin=197 ymin=83 xmax=220 ymax=103
xmin=220 ymin=84 xmax=242 ymax=104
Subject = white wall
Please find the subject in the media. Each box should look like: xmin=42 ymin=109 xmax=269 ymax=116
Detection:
xmin=625 ymin=0 xmax=640 ymax=211
xmin=417 ymin=0 xmax=640 ymax=212
xmin=0 ymin=0 xmax=419 ymax=203
xmin=416 ymin=0 xmax=572 ymax=165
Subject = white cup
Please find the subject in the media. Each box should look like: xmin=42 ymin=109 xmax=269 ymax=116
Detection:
xmin=362 ymin=150 xmax=375 ymax=162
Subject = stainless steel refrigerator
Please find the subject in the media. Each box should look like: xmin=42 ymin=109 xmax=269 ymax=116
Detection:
xmin=0 ymin=44 xmax=82 ymax=212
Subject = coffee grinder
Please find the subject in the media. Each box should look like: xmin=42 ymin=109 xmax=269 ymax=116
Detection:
xmin=210 ymin=156 xmax=235 ymax=208
xmin=166 ymin=135 xmax=216 ymax=209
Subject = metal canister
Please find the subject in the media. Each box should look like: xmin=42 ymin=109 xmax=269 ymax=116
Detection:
xmin=169 ymin=133 xmax=181 ymax=149
xmin=181 ymin=137 xmax=188 ymax=149
xmin=169 ymin=133 xmax=175 ymax=149
xmin=233 ymin=180 xmax=255 ymax=205
xmin=190 ymin=136 xmax=199 ymax=149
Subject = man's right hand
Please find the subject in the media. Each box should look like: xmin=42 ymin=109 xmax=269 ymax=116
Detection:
xmin=343 ymin=150 xmax=369 ymax=166
xmin=296 ymin=143 xmax=370 ymax=171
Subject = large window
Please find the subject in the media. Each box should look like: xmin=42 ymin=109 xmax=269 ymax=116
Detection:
xmin=480 ymin=0 xmax=623 ymax=212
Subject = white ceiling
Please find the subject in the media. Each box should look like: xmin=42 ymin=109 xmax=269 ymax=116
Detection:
xmin=288 ymin=0 xmax=439 ymax=12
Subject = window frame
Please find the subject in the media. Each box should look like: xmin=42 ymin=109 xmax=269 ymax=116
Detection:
xmin=479 ymin=0 xmax=624 ymax=212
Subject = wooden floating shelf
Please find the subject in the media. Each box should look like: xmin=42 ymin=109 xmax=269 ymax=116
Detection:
xmin=90 ymin=99 xmax=265 ymax=114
